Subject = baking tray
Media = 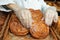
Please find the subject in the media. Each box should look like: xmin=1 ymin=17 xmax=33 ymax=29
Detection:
xmin=3 ymin=12 xmax=58 ymax=40
xmin=51 ymin=16 xmax=60 ymax=40
xmin=3 ymin=27 xmax=58 ymax=40
xmin=0 ymin=11 xmax=10 ymax=39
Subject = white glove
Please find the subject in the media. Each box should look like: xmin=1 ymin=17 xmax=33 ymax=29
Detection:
xmin=15 ymin=8 xmax=32 ymax=28
xmin=44 ymin=7 xmax=58 ymax=26
xmin=7 ymin=4 xmax=32 ymax=28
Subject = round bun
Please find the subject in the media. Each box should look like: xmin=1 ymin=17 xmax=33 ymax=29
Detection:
xmin=30 ymin=9 xmax=49 ymax=39
xmin=30 ymin=21 xmax=49 ymax=39
xmin=9 ymin=14 xmax=28 ymax=36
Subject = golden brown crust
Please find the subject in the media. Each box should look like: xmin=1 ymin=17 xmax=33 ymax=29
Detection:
xmin=30 ymin=21 xmax=49 ymax=39
xmin=29 ymin=9 xmax=43 ymax=22
xmin=9 ymin=9 xmax=49 ymax=38
xmin=9 ymin=13 xmax=28 ymax=36
xmin=30 ymin=9 xmax=49 ymax=39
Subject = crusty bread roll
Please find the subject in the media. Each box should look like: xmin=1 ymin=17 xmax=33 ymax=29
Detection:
xmin=9 ymin=14 xmax=28 ymax=36
xmin=30 ymin=21 xmax=49 ymax=39
xmin=29 ymin=9 xmax=49 ymax=39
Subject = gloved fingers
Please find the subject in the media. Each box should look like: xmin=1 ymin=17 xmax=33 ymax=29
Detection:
xmin=8 ymin=4 xmax=32 ymax=28
xmin=54 ymin=11 xmax=58 ymax=23
xmin=45 ymin=14 xmax=53 ymax=26
xmin=20 ymin=9 xmax=32 ymax=28
xmin=45 ymin=9 xmax=54 ymax=26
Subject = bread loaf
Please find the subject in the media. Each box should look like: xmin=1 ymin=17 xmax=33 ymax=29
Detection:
xmin=9 ymin=14 xmax=28 ymax=36
xmin=30 ymin=9 xmax=49 ymax=39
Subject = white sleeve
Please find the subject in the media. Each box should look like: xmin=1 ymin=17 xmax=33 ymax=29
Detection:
xmin=0 ymin=0 xmax=15 ymax=5
xmin=0 ymin=6 xmax=11 ymax=12
xmin=40 ymin=0 xmax=56 ymax=13
xmin=40 ymin=0 xmax=50 ymax=13
xmin=0 ymin=0 xmax=15 ymax=12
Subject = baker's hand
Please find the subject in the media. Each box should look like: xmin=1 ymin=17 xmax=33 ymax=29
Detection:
xmin=7 ymin=4 xmax=32 ymax=28
xmin=15 ymin=8 xmax=32 ymax=28
xmin=44 ymin=7 xmax=58 ymax=26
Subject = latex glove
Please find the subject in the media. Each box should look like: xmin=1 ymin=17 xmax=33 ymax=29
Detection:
xmin=15 ymin=8 xmax=32 ymax=28
xmin=7 ymin=4 xmax=32 ymax=28
xmin=44 ymin=7 xmax=58 ymax=26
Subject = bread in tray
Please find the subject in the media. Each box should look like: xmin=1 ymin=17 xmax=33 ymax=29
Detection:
xmin=4 ymin=9 xmax=59 ymax=40
xmin=29 ymin=9 xmax=49 ymax=39
xmin=9 ymin=13 xmax=28 ymax=36
xmin=5 ymin=9 xmax=49 ymax=39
